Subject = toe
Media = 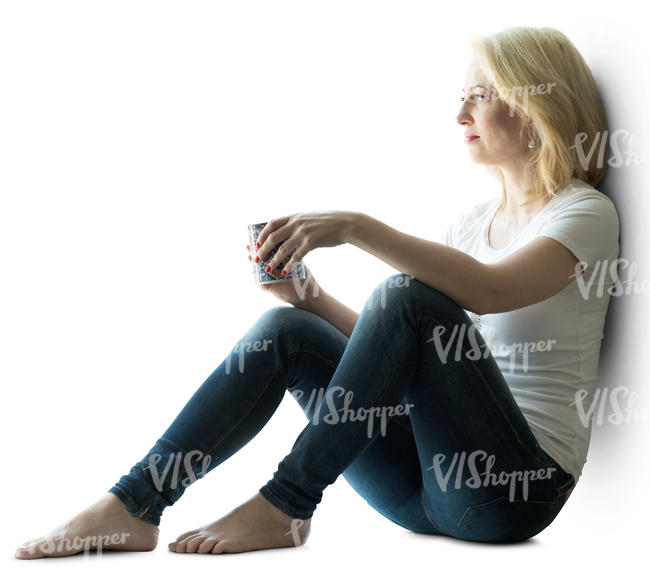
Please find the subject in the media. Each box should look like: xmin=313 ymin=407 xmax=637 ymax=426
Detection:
xmin=185 ymin=535 xmax=207 ymax=553
xmin=169 ymin=529 xmax=199 ymax=552
xmin=15 ymin=545 xmax=37 ymax=560
xmin=211 ymin=539 xmax=236 ymax=554
xmin=197 ymin=538 xmax=218 ymax=553
xmin=176 ymin=534 xmax=199 ymax=553
xmin=16 ymin=537 xmax=47 ymax=559
xmin=175 ymin=528 xmax=199 ymax=542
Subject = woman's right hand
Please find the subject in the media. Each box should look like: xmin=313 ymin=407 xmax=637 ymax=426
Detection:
xmin=247 ymin=244 xmax=323 ymax=310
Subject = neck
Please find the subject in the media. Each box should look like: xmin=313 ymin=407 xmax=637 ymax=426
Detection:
xmin=499 ymin=168 xmax=546 ymax=217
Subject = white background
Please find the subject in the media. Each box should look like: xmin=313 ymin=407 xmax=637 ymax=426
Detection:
xmin=1 ymin=1 xmax=648 ymax=572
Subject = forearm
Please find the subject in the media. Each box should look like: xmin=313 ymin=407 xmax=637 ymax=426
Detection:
xmin=297 ymin=290 xmax=359 ymax=338
xmin=345 ymin=212 xmax=491 ymax=315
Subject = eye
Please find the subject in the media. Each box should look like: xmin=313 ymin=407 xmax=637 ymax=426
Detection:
xmin=460 ymin=92 xmax=488 ymax=103
xmin=469 ymin=93 xmax=487 ymax=103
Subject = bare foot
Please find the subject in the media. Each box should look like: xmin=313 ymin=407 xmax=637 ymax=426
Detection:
xmin=168 ymin=493 xmax=310 ymax=554
xmin=15 ymin=493 xmax=159 ymax=559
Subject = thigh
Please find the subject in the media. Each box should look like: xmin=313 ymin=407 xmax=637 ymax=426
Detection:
xmin=341 ymin=409 xmax=441 ymax=535
xmin=396 ymin=280 xmax=574 ymax=542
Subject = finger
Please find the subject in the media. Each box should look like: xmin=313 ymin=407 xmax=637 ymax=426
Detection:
xmin=282 ymin=254 xmax=302 ymax=276
xmin=246 ymin=244 xmax=250 ymax=251
xmin=265 ymin=237 xmax=301 ymax=275
xmin=258 ymin=227 xmax=293 ymax=264
xmin=257 ymin=216 xmax=291 ymax=251
xmin=279 ymin=245 xmax=308 ymax=276
xmin=248 ymin=254 xmax=251 ymax=261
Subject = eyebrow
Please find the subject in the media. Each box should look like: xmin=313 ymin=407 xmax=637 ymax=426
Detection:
xmin=461 ymin=84 xmax=488 ymax=92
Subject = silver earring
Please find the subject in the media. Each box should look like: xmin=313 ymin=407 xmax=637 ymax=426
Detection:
xmin=527 ymin=131 xmax=535 ymax=149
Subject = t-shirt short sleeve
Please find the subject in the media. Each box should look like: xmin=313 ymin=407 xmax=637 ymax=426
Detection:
xmin=537 ymin=192 xmax=620 ymax=273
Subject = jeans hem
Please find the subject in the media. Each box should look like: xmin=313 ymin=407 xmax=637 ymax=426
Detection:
xmin=258 ymin=485 xmax=314 ymax=520
xmin=108 ymin=485 xmax=162 ymax=526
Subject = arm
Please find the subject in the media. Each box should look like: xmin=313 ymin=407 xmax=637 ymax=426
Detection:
xmin=295 ymin=290 xmax=359 ymax=338
xmin=346 ymin=212 xmax=580 ymax=315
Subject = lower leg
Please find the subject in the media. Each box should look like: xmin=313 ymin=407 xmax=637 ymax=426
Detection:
xmin=109 ymin=306 xmax=327 ymax=526
xmin=258 ymin=276 xmax=424 ymax=519
xmin=16 ymin=306 xmax=339 ymax=558
xmin=167 ymin=308 xmax=349 ymax=553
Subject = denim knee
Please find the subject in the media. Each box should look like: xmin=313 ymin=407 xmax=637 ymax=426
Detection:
xmin=253 ymin=305 xmax=326 ymax=340
xmin=364 ymin=273 xmax=465 ymax=323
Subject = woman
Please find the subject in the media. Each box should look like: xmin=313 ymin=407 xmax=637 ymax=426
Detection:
xmin=16 ymin=26 xmax=620 ymax=558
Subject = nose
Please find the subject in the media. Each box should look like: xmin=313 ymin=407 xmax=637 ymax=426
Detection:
xmin=456 ymin=104 xmax=473 ymax=126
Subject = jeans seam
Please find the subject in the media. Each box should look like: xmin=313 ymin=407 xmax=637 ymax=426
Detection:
xmin=198 ymin=362 xmax=286 ymax=456
xmin=286 ymin=347 xmax=342 ymax=377
xmin=420 ymin=488 xmax=443 ymax=532
xmin=459 ymin=341 xmax=553 ymax=468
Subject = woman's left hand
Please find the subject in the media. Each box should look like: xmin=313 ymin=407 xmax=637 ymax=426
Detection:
xmin=255 ymin=210 xmax=359 ymax=275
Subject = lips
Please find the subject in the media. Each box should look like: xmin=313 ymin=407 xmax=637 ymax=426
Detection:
xmin=464 ymin=135 xmax=480 ymax=143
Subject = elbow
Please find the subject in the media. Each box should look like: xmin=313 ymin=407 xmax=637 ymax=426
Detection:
xmin=469 ymin=296 xmax=491 ymax=316
xmin=471 ymin=265 xmax=501 ymax=315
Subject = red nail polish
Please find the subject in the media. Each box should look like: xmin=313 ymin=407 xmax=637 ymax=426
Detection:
xmin=256 ymin=242 xmax=261 ymax=249
xmin=265 ymin=265 xmax=271 ymax=272
xmin=255 ymin=255 xmax=259 ymax=263
xmin=281 ymin=269 xmax=287 ymax=276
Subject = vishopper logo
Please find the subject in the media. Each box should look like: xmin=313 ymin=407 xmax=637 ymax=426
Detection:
xmin=291 ymin=385 xmax=415 ymax=438
xmin=504 ymin=82 xmax=557 ymax=117
xmin=23 ymin=528 xmax=131 ymax=560
xmin=287 ymin=272 xmax=321 ymax=302
xmin=426 ymin=322 xmax=556 ymax=373
xmin=365 ymin=274 xmax=414 ymax=311
xmin=225 ymin=338 xmax=273 ymax=374
xmin=143 ymin=450 xmax=212 ymax=492
xmin=284 ymin=518 xmax=309 ymax=547
xmin=570 ymin=258 xmax=650 ymax=299
xmin=473 ymin=82 xmax=557 ymax=116
xmin=427 ymin=450 xmax=556 ymax=502
xmin=569 ymin=129 xmax=648 ymax=170
xmin=571 ymin=387 xmax=649 ymax=427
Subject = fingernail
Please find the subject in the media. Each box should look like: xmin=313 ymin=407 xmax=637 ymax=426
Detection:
xmin=256 ymin=242 xmax=261 ymax=249
xmin=255 ymin=255 xmax=260 ymax=263
xmin=281 ymin=269 xmax=287 ymax=276
xmin=265 ymin=265 xmax=271 ymax=272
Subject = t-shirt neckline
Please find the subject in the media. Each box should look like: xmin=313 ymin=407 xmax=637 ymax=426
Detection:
xmin=482 ymin=181 xmax=576 ymax=252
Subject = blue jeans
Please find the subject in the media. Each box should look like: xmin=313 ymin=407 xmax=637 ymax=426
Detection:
xmin=109 ymin=273 xmax=576 ymax=543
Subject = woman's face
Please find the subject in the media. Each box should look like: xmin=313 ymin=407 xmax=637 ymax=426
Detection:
xmin=457 ymin=58 xmax=529 ymax=170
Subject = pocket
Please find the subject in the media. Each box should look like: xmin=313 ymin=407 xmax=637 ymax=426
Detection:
xmin=456 ymin=495 xmax=557 ymax=542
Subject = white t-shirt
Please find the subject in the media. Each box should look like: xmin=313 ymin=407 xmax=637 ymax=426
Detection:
xmin=439 ymin=177 xmax=620 ymax=481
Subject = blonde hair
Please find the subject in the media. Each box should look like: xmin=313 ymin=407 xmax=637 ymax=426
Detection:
xmin=470 ymin=27 xmax=608 ymax=206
